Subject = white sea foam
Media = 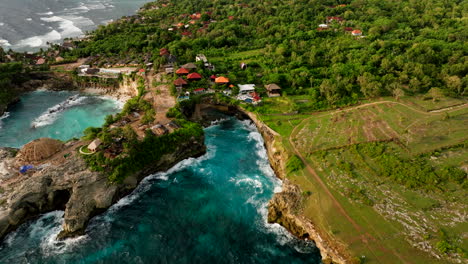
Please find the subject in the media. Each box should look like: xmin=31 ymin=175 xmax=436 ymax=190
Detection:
xmin=40 ymin=16 xmax=83 ymax=38
xmin=0 ymin=22 xmax=4 ymax=26
xmin=87 ymin=3 xmax=106 ymax=10
xmin=0 ymin=111 xmax=10 ymax=129
xmin=26 ymin=18 xmax=33 ymax=21
xmin=31 ymin=95 xmax=88 ymax=128
xmin=38 ymin=11 xmax=54 ymax=15
xmin=236 ymin=177 xmax=264 ymax=194
xmin=15 ymin=30 xmax=61 ymax=48
xmin=37 ymin=211 xmax=88 ymax=256
xmin=107 ymin=149 xmax=213 ymax=214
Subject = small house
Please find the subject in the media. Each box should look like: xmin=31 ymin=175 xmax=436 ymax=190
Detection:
xmin=181 ymin=63 xmax=197 ymax=70
xmin=174 ymin=77 xmax=188 ymax=88
xmin=196 ymin=54 xmax=208 ymax=63
xmin=265 ymin=83 xmax=282 ymax=97
xmin=318 ymin=24 xmax=328 ymax=28
xmin=167 ymin=121 xmax=181 ymax=132
xmin=165 ymin=66 xmax=174 ymax=74
xmin=238 ymin=84 xmax=256 ymax=95
xmin=210 ymin=74 xmax=217 ymax=81
xmin=215 ymin=76 xmax=230 ymax=84
xmin=85 ymin=68 xmax=100 ymax=75
xmin=193 ymin=88 xmax=205 ymax=94
xmin=88 ymin=139 xmax=102 ymax=153
xmin=327 ymin=16 xmax=344 ymax=24
xmin=160 ymin=48 xmax=169 ymax=56
xmin=176 ymin=67 xmax=189 ymax=75
xmin=151 ymin=124 xmax=169 ymax=136
xmin=36 ymin=58 xmax=46 ymax=65
xmin=187 ymin=72 xmax=202 ymax=80
xmin=351 ymin=30 xmax=362 ymax=36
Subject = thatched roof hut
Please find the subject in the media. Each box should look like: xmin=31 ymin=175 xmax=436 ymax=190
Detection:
xmin=18 ymin=138 xmax=64 ymax=163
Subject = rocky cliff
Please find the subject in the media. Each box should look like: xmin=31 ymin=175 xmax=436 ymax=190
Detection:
xmin=0 ymin=136 xmax=205 ymax=241
xmin=238 ymin=108 xmax=349 ymax=264
xmin=193 ymin=100 xmax=348 ymax=263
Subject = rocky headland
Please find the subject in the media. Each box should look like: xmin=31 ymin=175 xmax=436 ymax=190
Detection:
xmin=0 ymin=134 xmax=205 ymax=241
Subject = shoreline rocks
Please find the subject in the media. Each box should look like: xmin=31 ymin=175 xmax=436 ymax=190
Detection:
xmin=0 ymin=135 xmax=206 ymax=241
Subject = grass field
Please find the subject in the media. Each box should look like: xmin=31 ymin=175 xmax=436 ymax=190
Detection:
xmin=257 ymin=96 xmax=467 ymax=263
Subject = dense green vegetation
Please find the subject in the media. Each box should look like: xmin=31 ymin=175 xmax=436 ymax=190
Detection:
xmin=342 ymin=142 xmax=466 ymax=190
xmin=64 ymin=0 xmax=466 ymax=109
xmin=0 ymin=61 xmax=27 ymax=111
xmin=83 ymin=119 xmax=203 ymax=183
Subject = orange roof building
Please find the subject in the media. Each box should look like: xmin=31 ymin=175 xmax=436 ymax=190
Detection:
xmin=352 ymin=30 xmax=362 ymax=36
xmin=176 ymin=68 xmax=189 ymax=75
xmin=215 ymin=76 xmax=230 ymax=84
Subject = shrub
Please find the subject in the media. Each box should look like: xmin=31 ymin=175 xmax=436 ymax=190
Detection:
xmin=286 ymin=155 xmax=305 ymax=173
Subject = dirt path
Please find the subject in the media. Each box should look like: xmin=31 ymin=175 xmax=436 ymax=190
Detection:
xmin=146 ymin=71 xmax=175 ymax=124
xmin=50 ymin=58 xmax=87 ymax=71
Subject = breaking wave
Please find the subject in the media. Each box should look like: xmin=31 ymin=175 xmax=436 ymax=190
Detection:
xmin=31 ymin=95 xmax=88 ymax=128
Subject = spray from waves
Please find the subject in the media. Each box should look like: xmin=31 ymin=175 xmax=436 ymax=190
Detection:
xmin=0 ymin=112 xmax=10 ymax=129
xmin=2 ymin=211 xmax=88 ymax=257
xmin=235 ymin=119 xmax=311 ymax=251
xmin=40 ymin=16 xmax=89 ymax=38
xmin=209 ymin=117 xmax=230 ymax=126
xmin=31 ymin=95 xmax=88 ymax=128
xmin=37 ymin=11 xmax=54 ymax=15
xmin=15 ymin=30 xmax=61 ymax=48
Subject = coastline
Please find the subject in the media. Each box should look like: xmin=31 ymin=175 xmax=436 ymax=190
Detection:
xmin=238 ymin=108 xmax=349 ymax=264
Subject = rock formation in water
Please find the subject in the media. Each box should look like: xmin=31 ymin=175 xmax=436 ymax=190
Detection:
xmin=0 ymin=135 xmax=205 ymax=241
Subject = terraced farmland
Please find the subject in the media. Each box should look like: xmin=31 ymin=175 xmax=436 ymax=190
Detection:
xmin=259 ymin=97 xmax=467 ymax=263
xmin=292 ymin=102 xmax=468 ymax=156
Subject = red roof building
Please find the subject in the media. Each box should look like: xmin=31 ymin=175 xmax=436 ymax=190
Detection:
xmin=160 ymin=48 xmax=169 ymax=56
xmin=176 ymin=68 xmax=190 ymax=75
xmin=327 ymin=16 xmax=344 ymax=23
xmin=174 ymin=78 xmax=188 ymax=86
xmin=187 ymin=72 xmax=202 ymax=80
xmin=210 ymin=75 xmax=217 ymax=80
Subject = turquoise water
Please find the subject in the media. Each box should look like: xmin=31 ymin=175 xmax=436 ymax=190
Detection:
xmin=0 ymin=118 xmax=321 ymax=263
xmin=0 ymin=90 xmax=122 ymax=148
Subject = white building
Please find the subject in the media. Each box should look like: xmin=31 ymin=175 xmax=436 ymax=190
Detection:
xmin=238 ymin=84 xmax=256 ymax=95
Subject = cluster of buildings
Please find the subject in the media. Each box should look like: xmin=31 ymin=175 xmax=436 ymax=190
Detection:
xmin=168 ymin=53 xmax=282 ymax=104
xmin=77 ymin=65 xmax=138 ymax=78
xmin=317 ymin=13 xmax=365 ymax=37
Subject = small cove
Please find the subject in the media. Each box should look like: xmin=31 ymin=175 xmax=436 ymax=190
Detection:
xmin=0 ymin=90 xmax=122 ymax=148
xmin=0 ymin=112 xmax=322 ymax=263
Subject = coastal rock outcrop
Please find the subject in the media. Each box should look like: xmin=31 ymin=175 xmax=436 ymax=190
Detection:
xmin=0 ymin=136 xmax=205 ymax=241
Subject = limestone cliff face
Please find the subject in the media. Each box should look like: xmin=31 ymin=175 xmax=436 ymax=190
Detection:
xmin=78 ymin=75 xmax=139 ymax=101
xmin=0 ymin=136 xmax=205 ymax=241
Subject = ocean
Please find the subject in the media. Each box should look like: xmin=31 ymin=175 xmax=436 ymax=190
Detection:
xmin=0 ymin=108 xmax=322 ymax=263
xmin=0 ymin=90 xmax=122 ymax=148
xmin=0 ymin=0 xmax=153 ymax=51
